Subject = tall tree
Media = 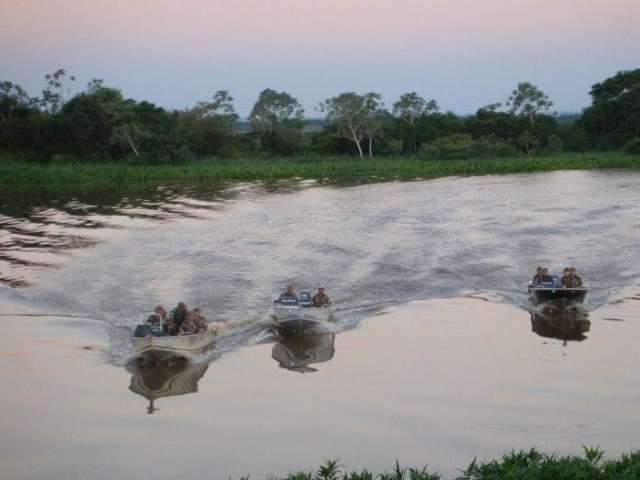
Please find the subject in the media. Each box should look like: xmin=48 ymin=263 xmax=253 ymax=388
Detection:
xmin=249 ymin=88 xmax=304 ymax=154
xmin=320 ymin=92 xmax=366 ymax=158
xmin=58 ymin=82 xmax=175 ymax=161
xmin=58 ymin=85 xmax=126 ymax=158
xmin=466 ymin=107 xmax=522 ymax=141
xmin=0 ymin=81 xmax=35 ymax=147
xmin=111 ymin=101 xmax=152 ymax=158
xmin=178 ymin=90 xmax=239 ymax=156
xmin=191 ymin=90 xmax=237 ymax=118
xmin=320 ymin=92 xmax=386 ymax=159
xmin=518 ymin=130 xmax=538 ymax=155
xmin=392 ymin=92 xmax=438 ymax=152
xmin=506 ymin=82 xmax=553 ymax=128
xmin=41 ymin=68 xmax=77 ymax=114
xmin=111 ymin=100 xmax=176 ymax=160
xmin=479 ymin=102 xmax=502 ymax=112
xmin=580 ymin=69 xmax=640 ymax=149
xmin=0 ymin=81 xmax=31 ymax=123
xmin=362 ymin=92 xmax=387 ymax=158
xmin=86 ymin=78 xmax=105 ymax=94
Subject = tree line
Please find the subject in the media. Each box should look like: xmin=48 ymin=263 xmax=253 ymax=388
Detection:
xmin=1 ymin=68 xmax=639 ymax=164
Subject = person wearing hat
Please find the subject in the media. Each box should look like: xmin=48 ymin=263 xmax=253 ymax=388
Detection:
xmin=171 ymin=302 xmax=189 ymax=331
xmin=539 ymin=267 xmax=553 ymax=283
xmin=191 ymin=308 xmax=208 ymax=333
xmin=532 ymin=266 xmax=543 ymax=284
xmin=312 ymin=287 xmax=331 ymax=307
xmin=279 ymin=285 xmax=298 ymax=302
xmin=146 ymin=305 xmax=167 ymax=326
xmin=179 ymin=311 xmax=198 ymax=335
xmin=561 ymin=267 xmax=576 ymax=288
xmin=570 ymin=267 xmax=583 ymax=287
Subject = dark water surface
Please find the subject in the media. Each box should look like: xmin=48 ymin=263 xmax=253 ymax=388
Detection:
xmin=1 ymin=170 xmax=639 ymax=479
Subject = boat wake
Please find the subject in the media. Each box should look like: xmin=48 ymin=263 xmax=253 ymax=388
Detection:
xmin=2 ymin=172 xmax=639 ymax=365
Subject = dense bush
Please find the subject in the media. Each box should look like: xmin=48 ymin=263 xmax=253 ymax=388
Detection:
xmin=474 ymin=135 xmax=520 ymax=157
xmin=542 ymin=134 xmax=564 ymax=154
xmin=421 ymin=134 xmax=475 ymax=159
xmin=421 ymin=134 xmax=518 ymax=160
xmin=623 ymin=137 xmax=640 ymax=155
xmin=556 ymin=123 xmax=590 ymax=152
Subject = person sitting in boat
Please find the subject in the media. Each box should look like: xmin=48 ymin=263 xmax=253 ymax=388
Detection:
xmin=532 ymin=267 xmax=543 ymax=284
xmin=312 ymin=287 xmax=331 ymax=307
xmin=561 ymin=267 xmax=576 ymax=288
xmin=146 ymin=306 xmax=163 ymax=326
xmin=171 ymin=302 xmax=189 ymax=331
xmin=164 ymin=316 xmax=177 ymax=336
xmin=538 ymin=267 xmax=553 ymax=284
xmin=178 ymin=312 xmax=198 ymax=335
xmin=279 ymin=285 xmax=298 ymax=303
xmin=570 ymin=267 xmax=584 ymax=287
xmin=191 ymin=308 xmax=208 ymax=333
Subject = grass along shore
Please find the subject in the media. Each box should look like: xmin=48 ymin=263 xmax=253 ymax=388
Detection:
xmin=1 ymin=152 xmax=639 ymax=187
xmin=237 ymin=448 xmax=640 ymax=479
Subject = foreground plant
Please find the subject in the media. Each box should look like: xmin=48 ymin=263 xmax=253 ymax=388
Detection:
xmin=458 ymin=446 xmax=633 ymax=480
xmin=245 ymin=448 xmax=640 ymax=480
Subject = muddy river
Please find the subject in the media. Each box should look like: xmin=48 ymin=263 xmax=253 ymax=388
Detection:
xmin=0 ymin=170 xmax=639 ymax=479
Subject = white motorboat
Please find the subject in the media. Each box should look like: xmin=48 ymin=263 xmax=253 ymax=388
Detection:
xmin=528 ymin=274 xmax=587 ymax=304
xmin=132 ymin=319 xmax=216 ymax=361
xmin=271 ymin=290 xmax=333 ymax=333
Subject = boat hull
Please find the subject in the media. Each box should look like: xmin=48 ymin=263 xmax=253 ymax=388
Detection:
xmin=132 ymin=330 xmax=216 ymax=361
xmin=271 ymin=305 xmax=332 ymax=333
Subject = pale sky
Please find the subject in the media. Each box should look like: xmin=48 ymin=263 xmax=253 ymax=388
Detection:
xmin=1 ymin=0 xmax=639 ymax=116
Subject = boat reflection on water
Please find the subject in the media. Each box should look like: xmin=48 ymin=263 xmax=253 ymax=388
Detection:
xmin=530 ymin=301 xmax=591 ymax=346
xmin=272 ymin=333 xmax=336 ymax=373
xmin=126 ymin=356 xmax=209 ymax=414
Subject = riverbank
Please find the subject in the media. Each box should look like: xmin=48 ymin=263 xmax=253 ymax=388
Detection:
xmin=1 ymin=152 xmax=639 ymax=188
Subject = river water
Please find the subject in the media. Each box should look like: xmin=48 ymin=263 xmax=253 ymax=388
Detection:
xmin=1 ymin=170 xmax=639 ymax=479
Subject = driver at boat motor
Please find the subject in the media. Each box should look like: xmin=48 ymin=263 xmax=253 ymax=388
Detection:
xmin=561 ymin=267 xmax=574 ymax=287
xmin=570 ymin=267 xmax=584 ymax=287
xmin=146 ymin=305 xmax=167 ymax=326
xmin=561 ymin=267 xmax=584 ymax=288
xmin=178 ymin=312 xmax=197 ymax=335
xmin=279 ymin=285 xmax=298 ymax=302
xmin=176 ymin=308 xmax=208 ymax=335
xmin=191 ymin=308 xmax=208 ymax=333
xmin=312 ymin=287 xmax=331 ymax=307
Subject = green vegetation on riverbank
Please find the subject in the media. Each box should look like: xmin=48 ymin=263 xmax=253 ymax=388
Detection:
xmin=1 ymin=152 xmax=639 ymax=188
xmin=239 ymin=448 xmax=640 ymax=479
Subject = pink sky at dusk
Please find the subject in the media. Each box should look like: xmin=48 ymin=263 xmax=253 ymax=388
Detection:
xmin=1 ymin=0 xmax=639 ymax=116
